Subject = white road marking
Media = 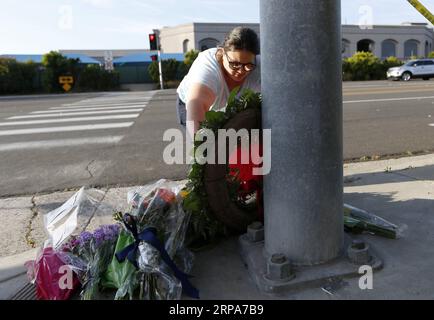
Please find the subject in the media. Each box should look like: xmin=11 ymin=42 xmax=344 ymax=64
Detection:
xmin=0 ymin=136 xmax=124 ymax=152
xmin=0 ymin=122 xmax=134 ymax=136
xmin=344 ymin=96 xmax=434 ymax=104
xmin=34 ymin=105 xmax=146 ymax=113
xmin=57 ymin=102 xmax=149 ymax=109
xmin=0 ymin=114 xmax=139 ymax=126
xmin=8 ymin=108 xmax=144 ymax=119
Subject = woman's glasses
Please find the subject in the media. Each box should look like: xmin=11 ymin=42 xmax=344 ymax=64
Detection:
xmin=224 ymin=51 xmax=256 ymax=72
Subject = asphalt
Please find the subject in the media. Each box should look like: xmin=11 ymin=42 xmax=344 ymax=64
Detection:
xmin=1 ymin=153 xmax=433 ymax=300
xmin=1 ymin=81 xmax=434 ymax=197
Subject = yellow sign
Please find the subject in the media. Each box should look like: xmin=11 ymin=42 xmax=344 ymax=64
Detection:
xmin=407 ymin=0 xmax=434 ymax=25
xmin=59 ymin=76 xmax=74 ymax=92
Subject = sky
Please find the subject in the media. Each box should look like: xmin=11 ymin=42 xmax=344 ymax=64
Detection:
xmin=1 ymin=0 xmax=434 ymax=54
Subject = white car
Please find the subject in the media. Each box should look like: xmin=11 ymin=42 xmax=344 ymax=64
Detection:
xmin=387 ymin=59 xmax=434 ymax=81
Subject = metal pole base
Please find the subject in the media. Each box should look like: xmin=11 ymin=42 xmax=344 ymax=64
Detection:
xmin=239 ymin=225 xmax=383 ymax=295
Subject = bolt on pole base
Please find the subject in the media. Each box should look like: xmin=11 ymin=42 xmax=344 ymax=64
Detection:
xmin=239 ymin=223 xmax=383 ymax=295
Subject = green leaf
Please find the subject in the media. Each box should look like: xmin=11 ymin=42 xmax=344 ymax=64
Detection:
xmin=204 ymin=110 xmax=227 ymax=130
xmin=227 ymin=86 xmax=241 ymax=107
xmin=183 ymin=191 xmax=202 ymax=213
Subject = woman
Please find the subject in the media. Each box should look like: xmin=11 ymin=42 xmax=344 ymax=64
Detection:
xmin=176 ymin=27 xmax=261 ymax=139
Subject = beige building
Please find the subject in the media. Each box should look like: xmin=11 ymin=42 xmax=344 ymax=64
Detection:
xmin=157 ymin=22 xmax=434 ymax=60
xmin=157 ymin=23 xmax=260 ymax=54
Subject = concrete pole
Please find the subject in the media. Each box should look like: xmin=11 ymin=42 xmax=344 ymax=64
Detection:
xmin=261 ymin=0 xmax=344 ymax=266
xmin=158 ymin=50 xmax=164 ymax=90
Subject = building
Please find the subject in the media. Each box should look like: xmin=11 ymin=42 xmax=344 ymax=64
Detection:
xmin=157 ymin=23 xmax=260 ymax=54
xmin=0 ymin=53 xmax=101 ymax=65
xmin=59 ymin=49 xmax=149 ymax=64
xmin=342 ymin=23 xmax=434 ymax=59
xmin=157 ymin=22 xmax=434 ymax=60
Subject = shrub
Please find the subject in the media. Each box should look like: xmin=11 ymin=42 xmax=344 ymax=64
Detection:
xmin=148 ymin=58 xmax=181 ymax=88
xmin=42 ymin=51 xmax=80 ymax=92
xmin=0 ymin=58 xmax=38 ymax=94
xmin=343 ymin=51 xmax=383 ymax=81
xmin=343 ymin=52 xmax=404 ymax=81
xmin=77 ymin=64 xmax=120 ymax=91
xmin=179 ymin=49 xmax=199 ymax=78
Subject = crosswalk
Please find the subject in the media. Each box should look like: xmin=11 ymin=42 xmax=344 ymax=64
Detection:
xmin=0 ymin=92 xmax=155 ymax=151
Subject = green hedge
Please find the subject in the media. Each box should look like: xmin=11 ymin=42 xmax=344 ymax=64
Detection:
xmin=0 ymin=58 xmax=39 ymax=94
xmin=76 ymin=64 xmax=120 ymax=91
xmin=0 ymin=52 xmax=120 ymax=95
xmin=343 ymin=52 xmax=403 ymax=81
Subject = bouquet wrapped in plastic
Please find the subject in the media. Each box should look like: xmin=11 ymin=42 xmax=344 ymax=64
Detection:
xmin=25 ymin=188 xmax=91 ymax=300
xmin=25 ymin=187 xmax=121 ymax=300
xmin=104 ymin=179 xmax=198 ymax=300
xmin=25 ymin=247 xmax=81 ymax=300
xmin=61 ymin=225 xmax=120 ymax=300
xmin=343 ymin=203 xmax=403 ymax=239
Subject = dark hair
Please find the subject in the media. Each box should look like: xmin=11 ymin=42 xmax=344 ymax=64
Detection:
xmin=222 ymin=27 xmax=260 ymax=55
xmin=216 ymin=27 xmax=260 ymax=64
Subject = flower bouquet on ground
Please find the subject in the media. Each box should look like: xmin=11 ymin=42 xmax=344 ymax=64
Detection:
xmin=25 ymin=247 xmax=81 ymax=300
xmin=104 ymin=179 xmax=199 ymax=300
xmin=61 ymin=224 xmax=120 ymax=300
xmin=343 ymin=204 xmax=402 ymax=239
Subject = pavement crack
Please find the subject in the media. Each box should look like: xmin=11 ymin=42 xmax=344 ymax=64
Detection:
xmin=25 ymin=196 xmax=38 ymax=249
xmin=86 ymin=160 xmax=96 ymax=179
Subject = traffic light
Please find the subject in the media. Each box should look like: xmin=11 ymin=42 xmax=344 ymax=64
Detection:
xmin=149 ymin=33 xmax=158 ymax=51
xmin=150 ymin=54 xmax=158 ymax=62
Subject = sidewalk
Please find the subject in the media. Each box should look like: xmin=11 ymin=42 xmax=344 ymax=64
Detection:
xmin=1 ymin=154 xmax=433 ymax=300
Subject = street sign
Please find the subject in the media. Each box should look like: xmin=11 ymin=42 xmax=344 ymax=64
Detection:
xmin=59 ymin=76 xmax=74 ymax=92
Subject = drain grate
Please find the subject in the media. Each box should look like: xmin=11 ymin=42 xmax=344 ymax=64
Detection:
xmin=9 ymin=283 xmax=37 ymax=300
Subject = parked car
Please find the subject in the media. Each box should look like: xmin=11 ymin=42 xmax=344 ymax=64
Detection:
xmin=387 ymin=59 xmax=434 ymax=81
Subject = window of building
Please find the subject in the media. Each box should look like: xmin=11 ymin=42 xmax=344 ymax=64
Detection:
xmin=404 ymin=39 xmax=419 ymax=58
xmin=183 ymin=39 xmax=189 ymax=54
xmin=381 ymin=39 xmax=397 ymax=58
xmin=199 ymin=38 xmax=219 ymax=52
xmin=357 ymin=39 xmax=375 ymax=53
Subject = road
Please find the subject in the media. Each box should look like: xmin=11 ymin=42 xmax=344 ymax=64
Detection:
xmin=0 ymin=80 xmax=433 ymax=196
xmin=343 ymin=80 xmax=434 ymax=160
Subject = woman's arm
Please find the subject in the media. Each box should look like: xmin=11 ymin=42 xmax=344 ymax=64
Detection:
xmin=186 ymin=83 xmax=216 ymax=140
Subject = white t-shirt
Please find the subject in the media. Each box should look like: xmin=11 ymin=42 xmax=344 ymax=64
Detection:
xmin=177 ymin=48 xmax=261 ymax=112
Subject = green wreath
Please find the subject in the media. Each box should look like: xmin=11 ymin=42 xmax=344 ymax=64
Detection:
xmin=181 ymin=88 xmax=400 ymax=247
xmin=182 ymin=88 xmax=262 ymax=246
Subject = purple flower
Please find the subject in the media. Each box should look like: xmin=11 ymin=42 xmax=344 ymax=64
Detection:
xmin=79 ymin=231 xmax=92 ymax=245
xmin=93 ymin=228 xmax=105 ymax=247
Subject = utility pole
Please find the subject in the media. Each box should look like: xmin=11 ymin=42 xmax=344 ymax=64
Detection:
xmin=261 ymin=0 xmax=343 ymax=266
xmin=240 ymin=0 xmax=382 ymax=294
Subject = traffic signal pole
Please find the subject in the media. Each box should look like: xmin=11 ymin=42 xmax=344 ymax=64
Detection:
xmin=149 ymin=33 xmax=164 ymax=90
xmin=158 ymin=49 xmax=164 ymax=90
